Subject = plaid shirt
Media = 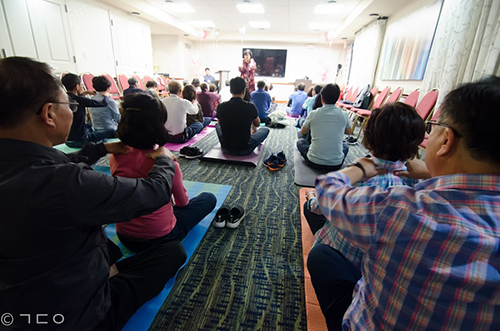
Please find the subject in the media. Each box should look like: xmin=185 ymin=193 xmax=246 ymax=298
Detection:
xmin=315 ymin=172 xmax=500 ymax=330
xmin=313 ymin=158 xmax=418 ymax=268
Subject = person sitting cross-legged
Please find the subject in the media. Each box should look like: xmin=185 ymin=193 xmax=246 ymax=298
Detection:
xmin=163 ymin=80 xmax=204 ymax=143
xmin=90 ymin=75 xmax=121 ymax=138
xmin=123 ymin=77 xmax=144 ymax=96
xmin=251 ymin=80 xmax=272 ymax=123
xmin=216 ymin=77 xmax=270 ymax=156
xmin=308 ymin=77 xmax=500 ymax=330
xmin=0 ymin=56 xmax=186 ymax=331
xmin=110 ymin=93 xmax=216 ymax=252
xmin=297 ymin=83 xmax=352 ymax=172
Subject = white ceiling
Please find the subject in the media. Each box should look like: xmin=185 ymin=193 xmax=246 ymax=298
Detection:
xmin=98 ymin=0 xmax=414 ymax=44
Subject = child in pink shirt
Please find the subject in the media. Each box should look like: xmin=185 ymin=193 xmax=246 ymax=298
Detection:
xmin=110 ymin=93 xmax=216 ymax=252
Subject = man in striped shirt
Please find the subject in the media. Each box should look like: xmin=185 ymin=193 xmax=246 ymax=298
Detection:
xmin=308 ymin=77 xmax=500 ymax=330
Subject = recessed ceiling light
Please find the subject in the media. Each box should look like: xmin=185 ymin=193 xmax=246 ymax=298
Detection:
xmin=341 ymin=37 xmax=347 ymax=40
xmin=131 ymin=11 xmax=140 ymax=16
xmin=191 ymin=21 xmax=215 ymax=28
xmin=237 ymin=3 xmax=264 ymax=14
xmin=309 ymin=22 xmax=331 ymax=30
xmin=369 ymin=13 xmax=379 ymax=17
xmin=314 ymin=3 xmax=344 ymax=14
xmin=164 ymin=3 xmax=195 ymax=13
xmin=249 ymin=21 xmax=270 ymax=29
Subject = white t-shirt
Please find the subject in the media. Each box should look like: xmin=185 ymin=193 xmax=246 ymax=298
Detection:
xmin=162 ymin=94 xmax=199 ymax=135
xmin=303 ymin=104 xmax=351 ymax=165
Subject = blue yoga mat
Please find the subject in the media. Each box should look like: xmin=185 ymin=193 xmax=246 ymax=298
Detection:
xmin=94 ymin=166 xmax=232 ymax=330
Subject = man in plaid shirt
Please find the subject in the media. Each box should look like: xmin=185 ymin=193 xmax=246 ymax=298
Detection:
xmin=308 ymin=77 xmax=500 ymax=330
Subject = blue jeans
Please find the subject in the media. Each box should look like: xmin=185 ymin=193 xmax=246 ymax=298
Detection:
xmin=307 ymin=244 xmax=362 ymax=331
xmin=169 ymin=122 xmax=204 ymax=143
xmin=296 ymin=139 xmax=349 ymax=171
xmin=66 ymin=125 xmax=115 ymax=148
xmin=118 ymin=192 xmax=217 ymax=252
xmin=202 ymin=117 xmax=211 ymax=128
xmin=216 ymin=123 xmax=269 ymax=156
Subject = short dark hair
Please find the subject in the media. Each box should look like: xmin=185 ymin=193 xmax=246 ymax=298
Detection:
xmin=230 ymin=77 xmax=247 ymax=95
xmin=191 ymin=78 xmax=200 ymax=87
xmin=297 ymin=83 xmax=305 ymax=91
xmin=314 ymin=85 xmax=322 ymax=95
xmin=116 ymin=93 xmax=169 ymax=150
xmin=362 ymin=102 xmax=425 ymax=161
xmin=205 ymin=68 xmax=210 ymax=71
xmin=128 ymin=77 xmax=138 ymax=86
xmin=61 ymin=73 xmax=81 ymax=91
xmin=0 ymin=57 xmax=62 ymax=128
xmin=209 ymin=83 xmax=217 ymax=92
xmin=257 ymin=81 xmax=266 ymax=89
xmin=243 ymin=49 xmax=253 ymax=57
xmin=200 ymin=82 xmax=208 ymax=91
xmin=146 ymin=80 xmax=157 ymax=88
xmin=182 ymin=84 xmax=196 ymax=101
xmin=439 ymin=76 xmax=500 ymax=165
xmin=92 ymin=75 xmax=112 ymax=92
xmin=168 ymin=81 xmax=181 ymax=95
xmin=320 ymin=84 xmax=341 ymax=104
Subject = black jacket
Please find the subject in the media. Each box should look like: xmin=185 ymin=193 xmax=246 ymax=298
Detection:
xmin=0 ymin=139 xmax=175 ymax=330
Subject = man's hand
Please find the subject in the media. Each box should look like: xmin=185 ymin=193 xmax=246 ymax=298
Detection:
xmin=395 ymin=159 xmax=432 ymax=180
xmin=81 ymin=90 xmax=96 ymax=96
xmin=101 ymin=92 xmax=111 ymax=98
xmin=104 ymin=141 xmax=129 ymax=155
xmin=145 ymin=146 xmax=177 ymax=161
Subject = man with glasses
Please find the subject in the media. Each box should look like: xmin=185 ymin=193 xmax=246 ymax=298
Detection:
xmin=61 ymin=73 xmax=115 ymax=148
xmin=308 ymin=77 xmax=500 ymax=330
xmin=0 ymin=57 xmax=185 ymax=330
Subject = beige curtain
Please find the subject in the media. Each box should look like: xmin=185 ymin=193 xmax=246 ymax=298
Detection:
xmin=423 ymin=0 xmax=500 ymax=103
xmin=349 ymin=19 xmax=387 ymax=88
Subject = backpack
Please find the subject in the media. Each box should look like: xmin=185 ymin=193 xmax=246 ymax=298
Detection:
xmin=353 ymin=84 xmax=371 ymax=109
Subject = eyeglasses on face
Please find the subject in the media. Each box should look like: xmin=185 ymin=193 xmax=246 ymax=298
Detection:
xmin=36 ymin=100 xmax=79 ymax=114
xmin=425 ymin=120 xmax=461 ymax=138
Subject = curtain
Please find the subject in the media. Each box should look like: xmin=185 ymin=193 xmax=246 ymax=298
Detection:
xmin=348 ymin=19 xmax=387 ymax=88
xmin=423 ymin=0 xmax=500 ymax=103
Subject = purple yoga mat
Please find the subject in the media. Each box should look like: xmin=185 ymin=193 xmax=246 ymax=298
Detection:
xmin=200 ymin=143 xmax=264 ymax=166
xmin=164 ymin=127 xmax=215 ymax=152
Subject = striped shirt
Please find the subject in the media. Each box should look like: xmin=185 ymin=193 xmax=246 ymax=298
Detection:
xmin=315 ymin=172 xmax=500 ymax=330
xmin=313 ymin=158 xmax=418 ymax=268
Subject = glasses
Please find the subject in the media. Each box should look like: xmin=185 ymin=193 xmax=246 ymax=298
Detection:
xmin=425 ymin=120 xmax=461 ymax=137
xmin=36 ymin=100 xmax=79 ymax=114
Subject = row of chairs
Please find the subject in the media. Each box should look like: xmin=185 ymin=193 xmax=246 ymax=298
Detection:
xmin=79 ymin=72 xmax=170 ymax=99
xmin=337 ymin=85 xmax=440 ymax=155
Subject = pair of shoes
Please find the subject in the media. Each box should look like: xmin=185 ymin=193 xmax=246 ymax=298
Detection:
xmin=346 ymin=136 xmax=358 ymax=145
xmin=263 ymin=151 xmax=287 ymax=170
xmin=179 ymin=146 xmax=203 ymax=159
xmin=213 ymin=205 xmax=245 ymax=229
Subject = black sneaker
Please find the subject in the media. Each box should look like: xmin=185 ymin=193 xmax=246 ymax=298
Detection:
xmin=346 ymin=136 xmax=357 ymax=145
xmin=184 ymin=147 xmax=203 ymax=159
xmin=277 ymin=151 xmax=287 ymax=168
xmin=179 ymin=147 xmax=190 ymax=157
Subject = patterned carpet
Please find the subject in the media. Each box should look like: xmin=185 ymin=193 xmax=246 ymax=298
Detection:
xmin=143 ymin=115 xmax=368 ymax=330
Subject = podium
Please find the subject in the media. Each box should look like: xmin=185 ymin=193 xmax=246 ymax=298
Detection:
xmin=216 ymin=70 xmax=231 ymax=91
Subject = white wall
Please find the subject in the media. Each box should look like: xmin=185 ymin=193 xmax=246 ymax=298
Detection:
xmin=65 ymin=0 xmax=153 ymax=76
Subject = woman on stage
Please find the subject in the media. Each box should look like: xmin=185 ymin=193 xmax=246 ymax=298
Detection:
xmin=238 ymin=49 xmax=257 ymax=93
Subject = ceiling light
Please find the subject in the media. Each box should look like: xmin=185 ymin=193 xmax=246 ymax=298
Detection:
xmin=131 ymin=11 xmax=140 ymax=16
xmin=164 ymin=3 xmax=195 ymax=13
xmin=237 ymin=3 xmax=264 ymax=14
xmin=309 ymin=22 xmax=331 ymax=30
xmin=249 ymin=21 xmax=270 ymax=29
xmin=191 ymin=21 xmax=215 ymax=28
xmin=314 ymin=3 xmax=344 ymax=14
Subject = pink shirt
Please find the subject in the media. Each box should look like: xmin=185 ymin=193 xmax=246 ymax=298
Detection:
xmin=110 ymin=147 xmax=189 ymax=239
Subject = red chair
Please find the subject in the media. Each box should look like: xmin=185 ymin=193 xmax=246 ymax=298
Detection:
xmin=403 ymin=89 xmax=420 ymax=107
xmin=349 ymin=86 xmax=379 ymax=113
xmin=351 ymin=86 xmax=391 ymax=139
xmin=81 ymin=73 xmax=95 ymax=91
xmin=415 ymin=88 xmax=439 ymax=121
xmin=143 ymin=75 xmax=154 ymax=86
xmin=102 ymin=74 xmax=122 ymax=100
xmin=384 ymin=87 xmax=403 ymax=104
xmin=156 ymin=75 xmax=169 ymax=97
xmin=132 ymin=74 xmax=145 ymax=90
xmin=117 ymin=74 xmax=129 ymax=93
xmin=338 ymin=86 xmax=359 ymax=109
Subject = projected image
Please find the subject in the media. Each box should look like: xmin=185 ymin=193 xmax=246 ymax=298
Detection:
xmin=244 ymin=48 xmax=287 ymax=77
